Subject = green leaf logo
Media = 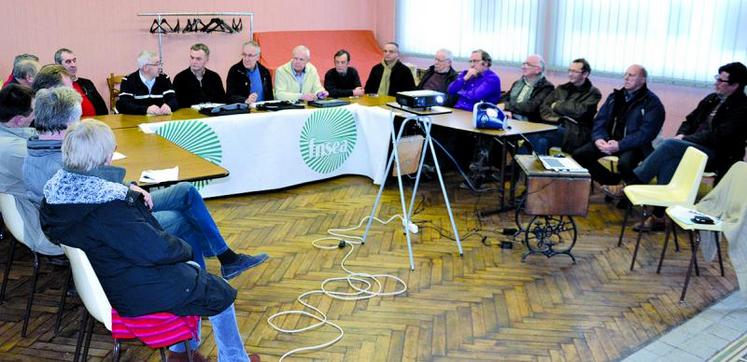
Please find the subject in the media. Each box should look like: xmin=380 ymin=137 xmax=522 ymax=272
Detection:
xmin=156 ymin=120 xmax=222 ymax=189
xmin=299 ymin=108 xmax=357 ymax=173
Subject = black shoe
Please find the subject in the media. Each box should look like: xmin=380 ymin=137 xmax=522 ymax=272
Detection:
xmin=632 ymin=216 xmax=666 ymax=232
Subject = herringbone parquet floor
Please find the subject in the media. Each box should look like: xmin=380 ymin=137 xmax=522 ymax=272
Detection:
xmin=0 ymin=173 xmax=737 ymax=361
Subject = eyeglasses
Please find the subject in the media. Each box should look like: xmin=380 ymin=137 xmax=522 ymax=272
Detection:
xmin=146 ymin=62 xmax=162 ymax=67
xmin=714 ymin=75 xmax=731 ymax=83
xmin=434 ymin=58 xmax=450 ymax=63
xmin=242 ymin=53 xmax=259 ymax=58
xmin=522 ymin=62 xmax=540 ymax=68
xmin=469 ymin=59 xmax=483 ymax=63
xmin=568 ymin=69 xmax=584 ymax=74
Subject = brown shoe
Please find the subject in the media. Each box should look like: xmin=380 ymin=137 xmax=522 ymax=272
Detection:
xmin=249 ymin=353 xmax=261 ymax=362
xmin=601 ymin=183 xmax=626 ymax=198
xmin=633 ymin=215 xmax=666 ymax=232
xmin=167 ymin=350 xmax=211 ymax=362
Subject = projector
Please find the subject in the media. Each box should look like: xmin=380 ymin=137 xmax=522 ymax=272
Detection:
xmin=396 ymin=90 xmax=445 ymax=108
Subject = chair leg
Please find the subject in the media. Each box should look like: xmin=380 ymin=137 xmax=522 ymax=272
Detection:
xmin=0 ymin=235 xmax=18 ymax=303
xmin=680 ymin=231 xmax=700 ymax=302
xmin=82 ymin=312 xmax=95 ymax=361
xmin=673 ymin=223 xmax=680 ymax=252
xmin=715 ymin=232 xmax=725 ymax=277
xmin=657 ymin=220 xmax=673 ymax=274
xmin=160 ymin=347 xmax=167 ymax=362
xmin=21 ymin=252 xmax=40 ymax=337
xmin=113 ymin=339 xmax=121 ymax=362
xmin=55 ymin=267 xmax=73 ymax=335
xmin=185 ymin=340 xmax=194 ymax=362
xmin=630 ymin=208 xmax=647 ymax=271
xmin=617 ymin=206 xmax=632 ymax=247
xmin=73 ymin=309 xmax=89 ymax=362
xmin=690 ymin=231 xmax=700 ymax=276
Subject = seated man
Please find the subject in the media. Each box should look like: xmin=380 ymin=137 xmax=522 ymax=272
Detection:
xmin=31 ymin=64 xmax=73 ymax=93
xmin=4 ymin=54 xmax=39 ymax=86
xmin=603 ymin=62 xmax=747 ymax=230
xmin=417 ymin=48 xmax=458 ymax=107
xmin=364 ymin=42 xmax=416 ymax=96
xmin=226 ymin=41 xmax=274 ymax=104
xmin=573 ymin=64 xmax=665 ymax=191
xmin=40 ymin=120 xmax=259 ymax=362
xmin=117 ymin=50 xmax=178 ymax=115
xmin=324 ymin=49 xmax=364 ymax=98
xmin=530 ymin=58 xmax=602 ymax=155
xmin=274 ymin=45 xmax=328 ymax=101
xmin=54 ymin=48 xmax=109 ymax=116
xmin=0 ymin=84 xmax=63 ymax=258
xmin=24 ymin=87 xmax=267 ymax=280
xmin=173 ymin=43 xmax=226 ymax=108
xmin=5 ymin=58 xmax=40 ymax=88
xmin=447 ymin=49 xmax=501 ymax=110
xmin=503 ymin=54 xmax=555 ymax=122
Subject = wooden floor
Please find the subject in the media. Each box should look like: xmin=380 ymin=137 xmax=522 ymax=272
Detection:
xmin=0 ymin=172 xmax=737 ymax=361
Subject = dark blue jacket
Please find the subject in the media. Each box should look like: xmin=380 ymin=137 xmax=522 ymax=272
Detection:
xmin=591 ymin=85 xmax=665 ymax=154
xmin=39 ymin=169 xmax=235 ymax=317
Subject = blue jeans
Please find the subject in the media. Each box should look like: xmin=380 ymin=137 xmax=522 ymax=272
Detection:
xmin=169 ymin=303 xmax=250 ymax=361
xmin=633 ymin=139 xmax=715 ymax=185
xmin=151 ymin=182 xmax=229 ymax=269
xmin=517 ymin=126 xmax=565 ymax=155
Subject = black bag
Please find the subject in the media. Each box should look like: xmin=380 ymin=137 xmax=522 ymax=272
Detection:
xmin=255 ymin=100 xmax=305 ymax=112
xmin=560 ymin=117 xmax=591 ymax=153
xmin=198 ymin=103 xmax=250 ymax=116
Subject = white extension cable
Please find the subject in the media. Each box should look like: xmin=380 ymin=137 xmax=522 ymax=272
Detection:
xmin=267 ymin=214 xmax=411 ymax=361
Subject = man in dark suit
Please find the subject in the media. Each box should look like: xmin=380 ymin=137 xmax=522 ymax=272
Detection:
xmin=364 ymin=42 xmax=415 ymax=96
xmin=173 ymin=43 xmax=226 ymax=108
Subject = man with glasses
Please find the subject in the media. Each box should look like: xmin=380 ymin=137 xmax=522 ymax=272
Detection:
xmin=324 ymin=49 xmax=364 ymax=98
xmin=417 ymin=48 xmax=458 ymax=106
xmin=173 ymin=43 xmax=226 ymax=108
xmin=447 ymin=49 xmax=501 ymax=110
xmin=364 ymin=42 xmax=415 ymax=96
xmin=117 ymin=50 xmax=177 ymax=115
xmin=274 ymin=45 xmax=328 ymax=101
xmin=527 ymin=58 xmax=602 ymax=154
xmin=503 ymin=54 xmax=555 ymax=123
xmin=226 ymin=40 xmax=274 ymax=104
xmin=602 ymin=62 xmax=747 ymax=230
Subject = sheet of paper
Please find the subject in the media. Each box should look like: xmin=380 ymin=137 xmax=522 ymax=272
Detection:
xmin=112 ymin=151 xmax=126 ymax=161
xmin=668 ymin=205 xmax=721 ymax=226
xmin=139 ymin=166 xmax=179 ymax=183
xmin=138 ymin=123 xmax=158 ymax=134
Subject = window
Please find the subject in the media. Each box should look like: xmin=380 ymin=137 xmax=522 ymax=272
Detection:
xmin=397 ymin=0 xmax=747 ymax=84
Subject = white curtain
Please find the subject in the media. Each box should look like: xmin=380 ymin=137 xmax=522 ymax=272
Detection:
xmin=397 ymin=0 xmax=747 ymax=83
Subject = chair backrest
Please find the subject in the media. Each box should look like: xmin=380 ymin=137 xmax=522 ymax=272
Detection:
xmin=668 ymin=146 xmax=709 ymax=206
xmin=61 ymin=244 xmax=112 ymax=330
xmin=0 ymin=193 xmax=25 ymax=243
xmin=106 ymin=73 xmax=125 ymax=113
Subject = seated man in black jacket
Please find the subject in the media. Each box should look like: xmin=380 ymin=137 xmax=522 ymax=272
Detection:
xmin=116 ymin=50 xmax=178 ymax=115
xmin=416 ymin=48 xmax=458 ymax=106
xmin=173 ymin=43 xmax=226 ymax=108
xmin=226 ymin=41 xmax=274 ymax=104
xmin=324 ymin=49 xmax=364 ymax=98
xmin=364 ymin=42 xmax=415 ymax=96
xmin=54 ymin=48 xmax=109 ymax=116
xmin=40 ymin=120 xmax=259 ymax=362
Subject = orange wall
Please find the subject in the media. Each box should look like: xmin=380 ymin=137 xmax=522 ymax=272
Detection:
xmin=0 ymin=0 xmax=395 ymax=108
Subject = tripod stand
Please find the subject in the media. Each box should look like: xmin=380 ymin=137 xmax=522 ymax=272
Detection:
xmin=362 ymin=114 xmax=463 ymax=270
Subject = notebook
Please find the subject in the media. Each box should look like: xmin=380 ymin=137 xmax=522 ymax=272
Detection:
xmin=537 ymin=155 xmax=587 ymax=172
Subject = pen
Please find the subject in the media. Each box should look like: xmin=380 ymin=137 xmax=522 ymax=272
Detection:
xmin=142 ymin=174 xmax=155 ymax=181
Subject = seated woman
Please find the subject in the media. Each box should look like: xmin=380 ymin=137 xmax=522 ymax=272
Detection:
xmin=39 ymin=120 xmax=259 ymax=362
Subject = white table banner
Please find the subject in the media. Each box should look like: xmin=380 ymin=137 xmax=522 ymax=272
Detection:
xmin=140 ymin=104 xmax=394 ymax=198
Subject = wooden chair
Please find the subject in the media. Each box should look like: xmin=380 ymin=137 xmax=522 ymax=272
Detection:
xmin=106 ymin=73 xmax=125 ymax=113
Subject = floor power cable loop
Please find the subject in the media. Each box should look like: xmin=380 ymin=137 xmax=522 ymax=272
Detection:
xmin=267 ymin=214 xmax=408 ymax=361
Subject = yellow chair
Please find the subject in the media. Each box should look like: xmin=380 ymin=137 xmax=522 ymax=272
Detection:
xmin=662 ymin=161 xmax=747 ymax=302
xmin=619 ymin=147 xmax=708 ymax=271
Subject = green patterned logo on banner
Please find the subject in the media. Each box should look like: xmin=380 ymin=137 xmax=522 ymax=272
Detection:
xmin=299 ymin=108 xmax=357 ymax=174
xmin=156 ymin=120 xmax=222 ymax=189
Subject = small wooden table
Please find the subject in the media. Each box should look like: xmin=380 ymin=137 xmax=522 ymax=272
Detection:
xmin=514 ymin=154 xmax=590 ymax=263
xmin=112 ymin=128 xmax=228 ymax=186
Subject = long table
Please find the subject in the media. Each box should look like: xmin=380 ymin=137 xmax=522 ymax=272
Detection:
xmin=112 ymin=128 xmax=228 ymax=186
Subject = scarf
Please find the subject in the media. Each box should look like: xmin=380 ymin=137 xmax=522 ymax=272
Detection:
xmin=377 ymin=60 xmax=395 ymax=96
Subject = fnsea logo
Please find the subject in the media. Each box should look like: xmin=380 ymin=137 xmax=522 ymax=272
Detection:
xmin=156 ymin=120 xmax=222 ymax=189
xmin=299 ymin=108 xmax=357 ymax=173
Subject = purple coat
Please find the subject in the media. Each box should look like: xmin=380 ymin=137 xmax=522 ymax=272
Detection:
xmin=447 ymin=69 xmax=502 ymax=111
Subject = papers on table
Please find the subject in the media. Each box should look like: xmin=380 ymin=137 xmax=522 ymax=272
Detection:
xmin=138 ymin=123 xmax=159 ymax=134
xmin=191 ymin=102 xmax=226 ymax=110
xmin=112 ymin=151 xmax=126 ymax=161
xmin=139 ymin=166 xmax=179 ymax=183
